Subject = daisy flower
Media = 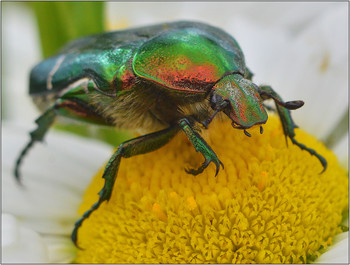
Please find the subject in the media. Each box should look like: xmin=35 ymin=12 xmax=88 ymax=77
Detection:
xmin=2 ymin=2 xmax=348 ymax=263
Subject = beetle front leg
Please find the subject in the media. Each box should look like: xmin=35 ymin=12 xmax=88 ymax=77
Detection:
xmin=71 ymin=125 xmax=180 ymax=247
xmin=258 ymin=85 xmax=327 ymax=172
xmin=178 ymin=118 xmax=223 ymax=176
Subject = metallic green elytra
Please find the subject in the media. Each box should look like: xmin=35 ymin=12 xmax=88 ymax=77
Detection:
xmin=15 ymin=21 xmax=327 ymax=246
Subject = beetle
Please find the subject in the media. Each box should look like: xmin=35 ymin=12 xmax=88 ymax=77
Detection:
xmin=14 ymin=21 xmax=327 ymax=246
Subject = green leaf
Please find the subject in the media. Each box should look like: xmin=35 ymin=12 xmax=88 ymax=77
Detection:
xmin=29 ymin=2 xmax=105 ymax=58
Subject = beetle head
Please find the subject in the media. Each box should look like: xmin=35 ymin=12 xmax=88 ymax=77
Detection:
xmin=209 ymin=73 xmax=268 ymax=130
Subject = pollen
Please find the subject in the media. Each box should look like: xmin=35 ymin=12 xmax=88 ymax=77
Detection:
xmin=75 ymin=115 xmax=348 ymax=263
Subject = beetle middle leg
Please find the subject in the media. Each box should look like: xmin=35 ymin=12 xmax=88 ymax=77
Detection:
xmin=71 ymin=125 xmax=180 ymax=247
xmin=258 ymin=85 xmax=327 ymax=172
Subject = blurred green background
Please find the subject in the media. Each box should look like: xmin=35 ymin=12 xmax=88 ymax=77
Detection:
xmin=30 ymin=2 xmax=105 ymax=58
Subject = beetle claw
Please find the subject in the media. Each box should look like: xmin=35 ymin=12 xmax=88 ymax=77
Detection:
xmin=185 ymin=157 xmax=223 ymax=177
xmin=185 ymin=166 xmax=204 ymax=176
xmin=215 ymin=160 xmax=224 ymax=177
xmin=244 ymin=130 xmax=251 ymax=137
xmin=201 ymin=120 xmax=209 ymax=129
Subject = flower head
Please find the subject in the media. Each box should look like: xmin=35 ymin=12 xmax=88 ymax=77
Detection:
xmin=2 ymin=2 xmax=348 ymax=263
xmin=75 ymin=116 xmax=348 ymax=263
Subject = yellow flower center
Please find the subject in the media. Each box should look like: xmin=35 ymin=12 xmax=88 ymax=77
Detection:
xmin=75 ymin=115 xmax=348 ymax=263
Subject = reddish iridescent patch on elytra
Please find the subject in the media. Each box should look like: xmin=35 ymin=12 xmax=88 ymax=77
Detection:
xmin=133 ymin=29 xmax=236 ymax=93
xmin=157 ymin=61 xmax=218 ymax=91
xmin=135 ymin=53 xmax=220 ymax=93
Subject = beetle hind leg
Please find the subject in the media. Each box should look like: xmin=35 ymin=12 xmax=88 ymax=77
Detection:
xmin=15 ymin=81 xmax=116 ymax=184
xmin=14 ymin=108 xmax=56 ymax=183
xmin=258 ymin=85 xmax=327 ymax=173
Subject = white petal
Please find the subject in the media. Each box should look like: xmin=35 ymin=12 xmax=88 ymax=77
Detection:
xmin=2 ymin=214 xmax=18 ymax=247
xmin=2 ymin=3 xmax=41 ymax=122
xmin=316 ymin=232 xmax=348 ymax=263
xmin=2 ymin=122 xmax=113 ymax=234
xmin=332 ymin=134 xmax=349 ymax=169
xmin=2 ymin=213 xmax=49 ymax=263
xmin=228 ymin=5 xmax=347 ymax=142
xmin=106 ymin=2 xmax=340 ymax=33
xmin=226 ymin=15 xmax=291 ymax=82
xmin=42 ymin=235 xmax=76 ymax=263
xmin=278 ymin=6 xmax=348 ymax=139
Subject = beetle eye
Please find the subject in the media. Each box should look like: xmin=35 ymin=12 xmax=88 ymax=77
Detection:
xmin=210 ymin=93 xmax=225 ymax=110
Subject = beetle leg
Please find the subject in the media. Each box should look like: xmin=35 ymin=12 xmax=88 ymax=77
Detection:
xmin=15 ymin=82 xmax=116 ymax=184
xmin=178 ymin=118 xmax=223 ymax=176
xmin=14 ymin=96 xmax=110 ymax=184
xmin=201 ymin=101 xmax=229 ymax=129
xmin=259 ymin=86 xmax=304 ymax=110
xmin=258 ymin=85 xmax=327 ymax=173
xmin=71 ymin=125 xmax=180 ymax=247
xmin=14 ymin=108 xmax=56 ymax=184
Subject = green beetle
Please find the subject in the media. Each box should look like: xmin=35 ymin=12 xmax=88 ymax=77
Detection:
xmin=15 ymin=21 xmax=327 ymax=246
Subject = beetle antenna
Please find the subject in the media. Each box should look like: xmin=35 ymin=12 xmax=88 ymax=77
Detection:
xmin=283 ymin=100 xmax=304 ymax=110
